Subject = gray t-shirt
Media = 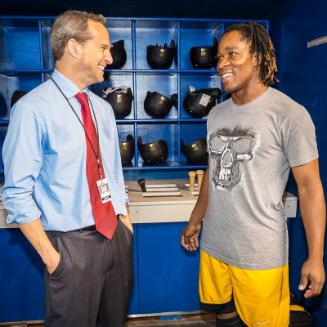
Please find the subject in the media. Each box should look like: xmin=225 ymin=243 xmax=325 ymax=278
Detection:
xmin=201 ymin=87 xmax=318 ymax=269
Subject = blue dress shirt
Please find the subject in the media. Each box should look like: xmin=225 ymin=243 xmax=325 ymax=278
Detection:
xmin=2 ymin=69 xmax=128 ymax=231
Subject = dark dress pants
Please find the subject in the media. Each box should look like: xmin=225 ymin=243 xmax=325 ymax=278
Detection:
xmin=45 ymin=219 xmax=133 ymax=327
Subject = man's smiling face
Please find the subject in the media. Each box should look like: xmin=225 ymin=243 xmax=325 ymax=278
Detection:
xmin=217 ymin=30 xmax=259 ymax=96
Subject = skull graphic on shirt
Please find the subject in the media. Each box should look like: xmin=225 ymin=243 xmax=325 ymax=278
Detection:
xmin=209 ymin=129 xmax=255 ymax=191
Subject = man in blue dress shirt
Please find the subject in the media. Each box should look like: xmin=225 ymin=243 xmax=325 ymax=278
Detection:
xmin=2 ymin=10 xmax=132 ymax=327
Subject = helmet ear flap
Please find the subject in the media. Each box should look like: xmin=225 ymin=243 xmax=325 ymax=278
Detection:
xmin=119 ymin=134 xmax=134 ymax=166
xmin=170 ymin=40 xmax=176 ymax=48
xmin=108 ymin=40 xmax=127 ymax=69
xmin=138 ymin=136 xmax=143 ymax=147
xmin=11 ymin=90 xmax=27 ymax=107
xmin=170 ymin=94 xmax=178 ymax=106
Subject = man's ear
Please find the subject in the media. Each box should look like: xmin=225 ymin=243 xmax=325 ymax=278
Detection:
xmin=66 ymin=38 xmax=80 ymax=59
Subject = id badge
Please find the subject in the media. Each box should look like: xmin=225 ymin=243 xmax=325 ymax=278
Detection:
xmin=96 ymin=178 xmax=111 ymax=203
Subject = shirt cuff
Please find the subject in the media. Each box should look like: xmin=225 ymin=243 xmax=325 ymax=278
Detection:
xmin=6 ymin=208 xmax=41 ymax=225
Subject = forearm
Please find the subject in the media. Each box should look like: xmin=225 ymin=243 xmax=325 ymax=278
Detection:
xmin=125 ymin=204 xmax=130 ymax=216
xmin=299 ymin=183 xmax=326 ymax=260
xmin=19 ymin=218 xmax=58 ymax=267
xmin=119 ymin=204 xmax=133 ymax=232
xmin=189 ymin=170 xmax=209 ymax=226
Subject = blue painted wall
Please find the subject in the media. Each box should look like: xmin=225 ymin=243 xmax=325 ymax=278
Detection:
xmin=270 ymin=1 xmax=327 ymax=325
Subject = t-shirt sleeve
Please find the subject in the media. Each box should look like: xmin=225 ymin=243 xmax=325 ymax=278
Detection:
xmin=282 ymin=105 xmax=318 ymax=167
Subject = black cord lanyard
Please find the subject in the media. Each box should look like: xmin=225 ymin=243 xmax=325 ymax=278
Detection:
xmin=51 ymin=78 xmax=104 ymax=179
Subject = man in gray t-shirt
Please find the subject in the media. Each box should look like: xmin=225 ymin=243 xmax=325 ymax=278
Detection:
xmin=181 ymin=22 xmax=325 ymax=327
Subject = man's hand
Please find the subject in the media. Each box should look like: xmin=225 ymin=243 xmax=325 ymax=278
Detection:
xmin=45 ymin=248 xmax=61 ymax=274
xmin=298 ymin=258 xmax=325 ymax=298
xmin=181 ymin=223 xmax=202 ymax=251
xmin=119 ymin=214 xmax=133 ymax=233
xmin=19 ymin=218 xmax=61 ymax=275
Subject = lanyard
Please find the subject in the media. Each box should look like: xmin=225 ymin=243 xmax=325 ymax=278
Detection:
xmin=51 ymin=78 xmax=104 ymax=179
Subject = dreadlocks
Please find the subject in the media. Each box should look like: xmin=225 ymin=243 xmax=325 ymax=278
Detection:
xmin=224 ymin=21 xmax=278 ymax=86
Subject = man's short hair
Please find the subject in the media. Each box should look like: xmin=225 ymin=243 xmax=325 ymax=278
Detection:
xmin=50 ymin=10 xmax=106 ymax=61
xmin=223 ymin=21 xmax=278 ymax=86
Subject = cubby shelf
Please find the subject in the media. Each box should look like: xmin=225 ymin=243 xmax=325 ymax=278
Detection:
xmin=122 ymin=162 xmax=208 ymax=171
xmin=0 ymin=16 xmax=269 ymax=173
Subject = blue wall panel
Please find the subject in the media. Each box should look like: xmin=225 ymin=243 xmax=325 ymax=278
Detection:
xmin=137 ymin=222 xmax=200 ymax=313
xmin=0 ymin=227 xmax=139 ymax=322
xmin=0 ymin=229 xmax=45 ymax=322
xmin=270 ymin=1 xmax=327 ymax=325
xmin=0 ymin=21 xmax=41 ymax=70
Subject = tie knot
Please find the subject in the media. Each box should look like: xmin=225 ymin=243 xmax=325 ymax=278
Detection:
xmin=75 ymin=92 xmax=88 ymax=106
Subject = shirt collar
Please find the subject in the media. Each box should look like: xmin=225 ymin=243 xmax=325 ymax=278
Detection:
xmin=51 ymin=69 xmax=90 ymax=100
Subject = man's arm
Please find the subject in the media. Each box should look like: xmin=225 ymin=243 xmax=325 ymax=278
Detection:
xmin=181 ymin=169 xmax=209 ymax=251
xmin=19 ymin=219 xmax=60 ymax=274
xmin=2 ymin=101 xmax=60 ymax=274
xmin=292 ymin=159 xmax=326 ymax=298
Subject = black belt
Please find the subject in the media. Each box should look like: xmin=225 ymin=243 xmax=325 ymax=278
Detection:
xmin=79 ymin=225 xmax=96 ymax=231
xmin=47 ymin=225 xmax=96 ymax=235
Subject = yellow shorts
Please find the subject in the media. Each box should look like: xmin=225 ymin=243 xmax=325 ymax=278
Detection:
xmin=199 ymin=250 xmax=290 ymax=327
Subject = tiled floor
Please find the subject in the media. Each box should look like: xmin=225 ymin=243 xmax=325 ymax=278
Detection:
xmin=0 ymin=313 xmax=216 ymax=327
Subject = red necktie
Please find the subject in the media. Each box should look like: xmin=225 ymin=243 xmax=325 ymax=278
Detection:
xmin=76 ymin=92 xmax=117 ymax=239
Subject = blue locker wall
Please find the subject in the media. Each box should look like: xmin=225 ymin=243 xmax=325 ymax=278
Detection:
xmin=0 ymin=228 xmax=140 ymax=321
xmin=137 ymin=223 xmax=200 ymax=313
xmin=270 ymin=1 xmax=327 ymax=325
xmin=0 ymin=229 xmax=45 ymax=322
xmin=0 ymin=17 xmax=268 ymax=182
